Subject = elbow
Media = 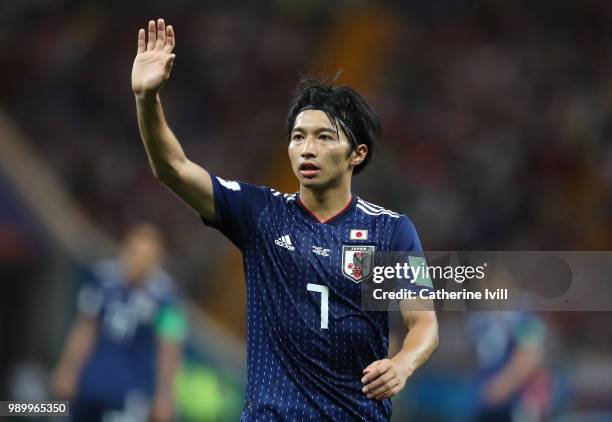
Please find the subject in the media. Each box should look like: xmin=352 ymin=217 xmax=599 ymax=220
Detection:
xmin=410 ymin=311 xmax=439 ymax=356
xmin=152 ymin=167 xmax=170 ymax=184
xmin=429 ymin=315 xmax=440 ymax=353
xmin=152 ymin=160 xmax=184 ymax=185
xmin=151 ymin=165 xmax=163 ymax=180
xmin=431 ymin=329 xmax=440 ymax=353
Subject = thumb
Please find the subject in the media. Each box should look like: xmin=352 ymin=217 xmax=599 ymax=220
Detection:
xmin=164 ymin=54 xmax=176 ymax=72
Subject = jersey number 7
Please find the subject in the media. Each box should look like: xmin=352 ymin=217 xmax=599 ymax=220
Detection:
xmin=307 ymin=283 xmax=329 ymax=329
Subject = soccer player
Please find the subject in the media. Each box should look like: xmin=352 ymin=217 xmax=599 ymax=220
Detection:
xmin=132 ymin=18 xmax=439 ymax=421
xmin=51 ymin=224 xmax=186 ymax=422
xmin=467 ymin=312 xmax=550 ymax=422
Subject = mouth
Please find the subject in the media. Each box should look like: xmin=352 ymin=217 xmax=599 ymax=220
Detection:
xmin=299 ymin=162 xmax=320 ymax=178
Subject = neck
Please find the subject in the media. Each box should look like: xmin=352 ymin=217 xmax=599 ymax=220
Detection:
xmin=299 ymin=179 xmax=352 ymax=223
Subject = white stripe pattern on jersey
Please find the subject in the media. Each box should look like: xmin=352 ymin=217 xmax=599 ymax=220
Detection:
xmin=356 ymin=199 xmax=400 ymax=218
xmin=271 ymin=189 xmax=297 ymax=202
xmin=358 ymin=199 xmax=400 ymax=215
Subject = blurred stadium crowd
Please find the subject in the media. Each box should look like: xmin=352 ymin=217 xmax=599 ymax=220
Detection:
xmin=1 ymin=0 xmax=612 ymax=420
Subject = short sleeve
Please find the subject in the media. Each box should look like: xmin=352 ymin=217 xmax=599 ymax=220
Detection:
xmin=390 ymin=216 xmax=433 ymax=291
xmin=77 ymin=282 xmax=103 ymax=318
xmin=201 ymin=175 xmax=272 ymax=249
xmin=390 ymin=215 xmax=423 ymax=253
xmin=515 ymin=314 xmax=545 ymax=348
xmin=155 ymin=303 xmax=187 ymax=343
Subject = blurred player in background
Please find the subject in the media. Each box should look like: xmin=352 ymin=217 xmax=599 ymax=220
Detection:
xmin=51 ymin=223 xmax=186 ymax=422
xmin=468 ymin=311 xmax=551 ymax=422
xmin=132 ymin=18 xmax=438 ymax=421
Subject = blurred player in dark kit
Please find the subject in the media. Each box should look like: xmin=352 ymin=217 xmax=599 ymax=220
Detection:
xmin=52 ymin=223 xmax=186 ymax=422
xmin=132 ymin=18 xmax=438 ymax=421
xmin=468 ymin=311 xmax=551 ymax=422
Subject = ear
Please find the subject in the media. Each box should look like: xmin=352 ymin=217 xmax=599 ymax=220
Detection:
xmin=349 ymin=144 xmax=368 ymax=169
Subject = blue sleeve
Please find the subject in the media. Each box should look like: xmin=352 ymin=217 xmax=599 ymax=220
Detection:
xmin=200 ymin=174 xmax=272 ymax=249
xmin=390 ymin=215 xmax=423 ymax=254
xmin=390 ymin=216 xmax=433 ymax=291
xmin=77 ymin=273 xmax=104 ymax=319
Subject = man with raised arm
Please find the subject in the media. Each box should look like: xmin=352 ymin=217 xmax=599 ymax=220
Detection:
xmin=132 ymin=18 xmax=438 ymax=421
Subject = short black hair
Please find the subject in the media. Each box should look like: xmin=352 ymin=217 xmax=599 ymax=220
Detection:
xmin=286 ymin=75 xmax=381 ymax=175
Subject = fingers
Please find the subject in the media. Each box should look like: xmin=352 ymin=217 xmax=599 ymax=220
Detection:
xmin=361 ymin=361 xmax=389 ymax=384
xmin=147 ymin=20 xmax=156 ymax=51
xmin=164 ymin=25 xmax=175 ymax=53
xmin=375 ymin=385 xmax=401 ymax=401
xmin=137 ymin=28 xmax=145 ymax=54
xmin=155 ymin=18 xmax=166 ymax=50
xmin=362 ymin=360 xmax=407 ymax=400
xmin=363 ymin=371 xmax=393 ymax=395
xmin=368 ymin=377 xmax=399 ymax=399
xmin=142 ymin=19 xmax=173 ymax=53
xmin=362 ymin=360 xmax=380 ymax=377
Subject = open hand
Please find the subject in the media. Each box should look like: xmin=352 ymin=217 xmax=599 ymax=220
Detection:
xmin=132 ymin=19 xmax=176 ymax=97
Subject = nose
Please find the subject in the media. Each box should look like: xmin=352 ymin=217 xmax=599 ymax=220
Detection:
xmin=300 ymin=136 xmax=317 ymax=158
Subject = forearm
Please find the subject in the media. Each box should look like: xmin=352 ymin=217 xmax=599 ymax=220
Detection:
xmin=155 ymin=339 xmax=182 ymax=398
xmin=55 ymin=319 xmax=96 ymax=378
xmin=361 ymin=312 xmax=438 ymax=400
xmin=135 ymin=93 xmax=188 ymax=181
xmin=391 ymin=313 xmax=438 ymax=378
xmin=489 ymin=347 xmax=541 ymax=394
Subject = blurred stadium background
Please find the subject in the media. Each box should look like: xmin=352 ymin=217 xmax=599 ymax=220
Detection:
xmin=1 ymin=0 xmax=612 ymax=420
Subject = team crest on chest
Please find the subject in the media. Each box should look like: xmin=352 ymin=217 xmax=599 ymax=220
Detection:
xmin=342 ymin=245 xmax=375 ymax=283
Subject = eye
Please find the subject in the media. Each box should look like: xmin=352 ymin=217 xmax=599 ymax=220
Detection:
xmin=319 ymin=134 xmax=334 ymax=141
xmin=291 ymin=133 xmax=304 ymax=141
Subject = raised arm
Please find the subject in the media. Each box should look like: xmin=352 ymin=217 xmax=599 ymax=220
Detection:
xmin=132 ymin=18 xmax=215 ymax=220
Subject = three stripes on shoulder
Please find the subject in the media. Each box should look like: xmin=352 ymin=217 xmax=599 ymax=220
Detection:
xmin=356 ymin=199 xmax=400 ymax=218
xmin=272 ymin=189 xmax=296 ymax=202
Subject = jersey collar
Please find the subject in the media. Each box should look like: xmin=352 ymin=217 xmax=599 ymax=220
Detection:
xmin=296 ymin=194 xmax=357 ymax=225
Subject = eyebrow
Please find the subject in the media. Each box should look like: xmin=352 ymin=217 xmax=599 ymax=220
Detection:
xmin=291 ymin=126 xmax=338 ymax=135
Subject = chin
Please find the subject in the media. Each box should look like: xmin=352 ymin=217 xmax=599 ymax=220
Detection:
xmin=299 ymin=177 xmax=319 ymax=188
xmin=300 ymin=176 xmax=336 ymax=192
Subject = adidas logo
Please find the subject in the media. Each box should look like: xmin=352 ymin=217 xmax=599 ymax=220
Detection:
xmin=275 ymin=235 xmax=295 ymax=251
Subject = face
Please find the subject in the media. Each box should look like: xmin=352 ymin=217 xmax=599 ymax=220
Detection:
xmin=120 ymin=225 xmax=164 ymax=284
xmin=288 ymin=109 xmax=367 ymax=190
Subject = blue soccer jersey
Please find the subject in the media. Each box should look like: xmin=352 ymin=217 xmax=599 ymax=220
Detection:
xmin=202 ymin=175 xmax=426 ymax=421
xmin=75 ymin=260 xmax=185 ymax=410
xmin=467 ymin=312 xmax=547 ymax=406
